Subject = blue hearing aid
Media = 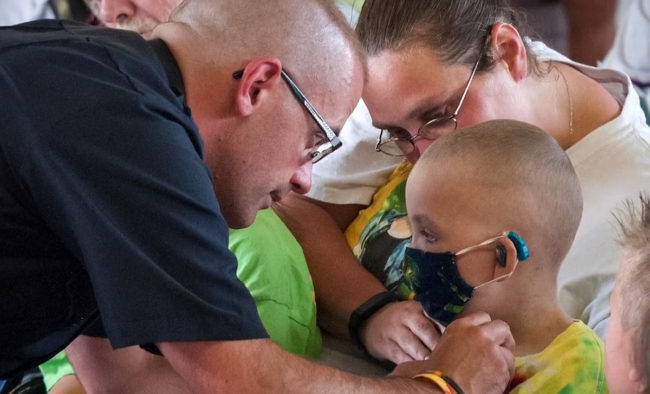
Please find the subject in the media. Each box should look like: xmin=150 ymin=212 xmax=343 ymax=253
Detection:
xmin=507 ymin=231 xmax=530 ymax=261
xmin=497 ymin=231 xmax=530 ymax=266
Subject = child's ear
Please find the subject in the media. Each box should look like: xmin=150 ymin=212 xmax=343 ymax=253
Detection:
xmin=233 ymin=57 xmax=283 ymax=116
xmin=488 ymin=22 xmax=528 ymax=82
xmin=626 ymin=332 xmax=646 ymax=391
xmin=492 ymin=237 xmax=519 ymax=280
xmin=627 ymin=366 xmax=649 ymax=394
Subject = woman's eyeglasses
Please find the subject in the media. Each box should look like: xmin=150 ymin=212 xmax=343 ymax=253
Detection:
xmin=375 ymin=46 xmax=485 ymax=157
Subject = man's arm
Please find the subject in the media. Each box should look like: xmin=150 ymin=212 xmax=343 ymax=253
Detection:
xmin=133 ymin=314 xmax=516 ymax=394
xmin=161 ymin=339 xmax=441 ymax=393
xmin=68 ymin=313 xmax=514 ymax=393
xmin=67 ymin=336 xmax=437 ymax=393
xmin=66 ymin=336 xmax=192 ymax=394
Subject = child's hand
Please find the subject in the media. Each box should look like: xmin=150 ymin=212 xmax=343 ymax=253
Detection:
xmin=361 ymin=300 xmax=440 ymax=363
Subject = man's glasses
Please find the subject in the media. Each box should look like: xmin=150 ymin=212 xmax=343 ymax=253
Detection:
xmin=233 ymin=69 xmax=342 ymax=164
xmin=375 ymin=45 xmax=486 ymax=157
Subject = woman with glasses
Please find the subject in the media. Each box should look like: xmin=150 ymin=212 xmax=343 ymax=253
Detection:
xmin=276 ymin=0 xmax=650 ymax=369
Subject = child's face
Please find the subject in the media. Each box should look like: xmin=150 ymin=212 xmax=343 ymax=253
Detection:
xmin=605 ymin=284 xmax=642 ymax=394
xmin=406 ymin=168 xmax=501 ymax=291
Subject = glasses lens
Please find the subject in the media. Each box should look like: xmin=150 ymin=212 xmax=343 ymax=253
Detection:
xmin=383 ymin=141 xmax=411 ymax=156
xmin=419 ymin=117 xmax=458 ymax=140
xmin=376 ymin=129 xmax=415 ymax=157
xmin=311 ymin=142 xmax=334 ymax=164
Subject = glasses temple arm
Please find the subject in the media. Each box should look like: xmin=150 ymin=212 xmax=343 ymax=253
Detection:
xmin=280 ymin=71 xmax=341 ymax=148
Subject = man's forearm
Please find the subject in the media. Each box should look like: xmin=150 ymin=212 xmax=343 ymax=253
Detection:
xmin=161 ymin=339 xmax=441 ymax=394
xmin=66 ymin=336 xmax=192 ymax=394
xmin=68 ymin=316 xmax=515 ymax=394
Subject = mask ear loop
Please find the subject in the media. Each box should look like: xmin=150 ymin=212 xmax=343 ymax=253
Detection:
xmin=455 ymin=232 xmax=510 ymax=256
xmin=455 ymin=232 xmax=523 ymax=289
xmin=474 ymin=262 xmax=518 ymax=289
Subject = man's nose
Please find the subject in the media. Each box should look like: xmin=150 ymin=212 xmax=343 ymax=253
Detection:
xmin=98 ymin=0 xmax=135 ymax=25
xmin=289 ymin=161 xmax=312 ymax=195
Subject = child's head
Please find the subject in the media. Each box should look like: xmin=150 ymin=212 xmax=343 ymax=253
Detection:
xmin=404 ymin=119 xmax=582 ymax=324
xmin=606 ymin=194 xmax=650 ymax=394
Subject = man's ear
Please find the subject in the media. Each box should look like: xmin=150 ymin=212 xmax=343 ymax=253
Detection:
xmin=234 ymin=57 xmax=283 ymax=116
xmin=488 ymin=22 xmax=528 ymax=82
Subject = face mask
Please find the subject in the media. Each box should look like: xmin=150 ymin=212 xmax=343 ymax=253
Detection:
xmin=403 ymin=231 xmax=529 ymax=326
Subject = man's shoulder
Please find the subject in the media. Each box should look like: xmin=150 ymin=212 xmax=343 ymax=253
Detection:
xmin=0 ymin=20 xmax=184 ymax=132
xmin=0 ymin=20 xmax=156 ymax=80
xmin=0 ymin=20 xmax=143 ymax=51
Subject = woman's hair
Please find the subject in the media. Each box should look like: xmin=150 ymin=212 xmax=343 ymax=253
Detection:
xmin=356 ymin=0 xmax=538 ymax=73
xmin=615 ymin=193 xmax=650 ymax=389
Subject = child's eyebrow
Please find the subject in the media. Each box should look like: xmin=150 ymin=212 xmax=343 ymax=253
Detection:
xmin=410 ymin=214 xmax=442 ymax=234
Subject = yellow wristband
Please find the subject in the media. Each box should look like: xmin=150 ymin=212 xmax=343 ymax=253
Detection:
xmin=412 ymin=373 xmax=452 ymax=394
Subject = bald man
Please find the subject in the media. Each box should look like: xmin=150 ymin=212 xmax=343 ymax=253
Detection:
xmin=0 ymin=0 xmax=515 ymax=392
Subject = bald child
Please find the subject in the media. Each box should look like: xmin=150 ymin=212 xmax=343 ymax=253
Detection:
xmin=404 ymin=119 xmax=608 ymax=393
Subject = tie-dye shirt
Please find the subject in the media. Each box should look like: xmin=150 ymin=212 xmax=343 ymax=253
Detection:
xmin=507 ymin=321 xmax=608 ymax=393
xmin=345 ymin=160 xmax=413 ymax=298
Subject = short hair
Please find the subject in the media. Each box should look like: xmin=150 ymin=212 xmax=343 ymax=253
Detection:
xmin=356 ymin=0 xmax=539 ymax=74
xmin=415 ymin=119 xmax=583 ymax=267
xmin=614 ymin=192 xmax=650 ymax=387
xmin=170 ymin=0 xmax=367 ymax=82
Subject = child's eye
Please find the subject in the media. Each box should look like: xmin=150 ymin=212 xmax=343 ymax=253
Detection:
xmin=417 ymin=229 xmax=438 ymax=244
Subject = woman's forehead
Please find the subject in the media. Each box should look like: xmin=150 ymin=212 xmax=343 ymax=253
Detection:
xmin=365 ymin=48 xmax=471 ymax=118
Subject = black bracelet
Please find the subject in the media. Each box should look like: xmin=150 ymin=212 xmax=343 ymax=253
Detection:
xmin=348 ymin=291 xmax=400 ymax=349
xmin=441 ymin=374 xmax=466 ymax=394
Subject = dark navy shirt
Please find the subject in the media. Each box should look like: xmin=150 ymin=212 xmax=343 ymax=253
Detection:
xmin=0 ymin=20 xmax=267 ymax=376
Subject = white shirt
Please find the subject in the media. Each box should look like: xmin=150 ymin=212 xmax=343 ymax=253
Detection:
xmin=0 ymin=0 xmax=56 ymax=25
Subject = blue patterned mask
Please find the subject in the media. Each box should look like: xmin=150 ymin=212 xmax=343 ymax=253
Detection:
xmin=403 ymin=232 xmax=529 ymax=326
